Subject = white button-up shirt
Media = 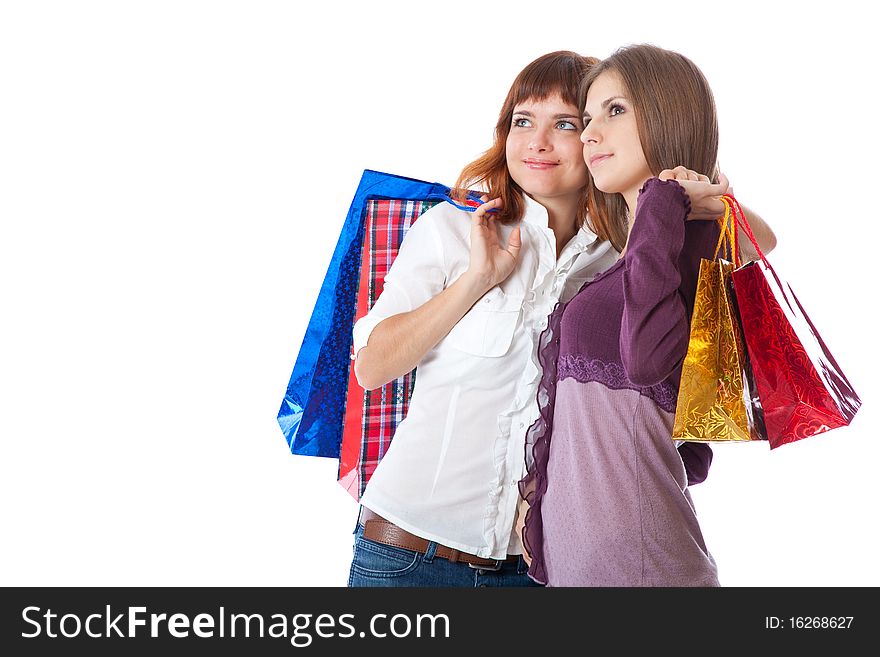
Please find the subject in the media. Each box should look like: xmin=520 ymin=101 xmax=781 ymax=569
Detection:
xmin=353 ymin=196 xmax=618 ymax=559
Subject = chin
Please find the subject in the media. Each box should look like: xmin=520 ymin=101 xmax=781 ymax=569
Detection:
xmin=591 ymin=178 xmax=620 ymax=195
xmin=515 ymin=178 xmax=554 ymax=196
xmin=526 ymin=182 xmax=560 ymax=196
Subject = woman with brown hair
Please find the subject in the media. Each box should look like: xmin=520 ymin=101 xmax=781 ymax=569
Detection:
xmin=520 ymin=44 xmax=749 ymax=586
xmin=348 ymin=49 xmax=770 ymax=587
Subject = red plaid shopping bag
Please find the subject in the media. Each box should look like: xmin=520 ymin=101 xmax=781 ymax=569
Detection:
xmin=338 ymin=198 xmax=438 ymax=499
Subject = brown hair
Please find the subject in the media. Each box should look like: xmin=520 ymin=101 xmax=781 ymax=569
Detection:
xmin=454 ymin=51 xmax=598 ymax=228
xmin=580 ymin=44 xmax=720 ymax=250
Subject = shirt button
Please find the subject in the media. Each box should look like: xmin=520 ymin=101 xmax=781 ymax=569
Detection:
xmin=519 ymin=421 xmax=525 ymax=428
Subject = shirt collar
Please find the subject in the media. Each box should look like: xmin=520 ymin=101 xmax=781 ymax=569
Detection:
xmin=521 ymin=193 xmax=600 ymax=250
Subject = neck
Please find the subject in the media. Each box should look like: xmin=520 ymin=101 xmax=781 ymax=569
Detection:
xmin=536 ymin=194 xmax=580 ymax=259
xmin=623 ymin=179 xmax=650 ymax=238
xmin=624 ymin=190 xmax=638 ymax=232
xmin=617 ymin=186 xmax=643 ymax=259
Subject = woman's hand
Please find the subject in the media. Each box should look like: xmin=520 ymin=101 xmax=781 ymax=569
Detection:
xmin=514 ymin=495 xmax=532 ymax=567
xmin=657 ymin=167 xmax=777 ymax=257
xmin=463 ymin=198 xmax=522 ymax=293
xmin=658 ymin=166 xmax=729 ymax=222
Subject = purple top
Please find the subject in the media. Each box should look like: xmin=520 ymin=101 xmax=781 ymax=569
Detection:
xmin=520 ymin=178 xmax=721 ymax=586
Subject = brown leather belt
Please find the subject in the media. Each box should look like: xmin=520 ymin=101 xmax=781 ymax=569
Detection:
xmin=359 ymin=508 xmax=520 ymax=570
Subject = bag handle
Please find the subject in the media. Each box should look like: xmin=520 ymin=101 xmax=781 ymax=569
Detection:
xmin=423 ymin=185 xmax=492 ymax=213
xmin=713 ymin=196 xmax=741 ymax=267
xmin=722 ymin=194 xmax=770 ymax=268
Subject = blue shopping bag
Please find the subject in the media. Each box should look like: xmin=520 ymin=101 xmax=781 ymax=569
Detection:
xmin=277 ymin=169 xmax=485 ymax=459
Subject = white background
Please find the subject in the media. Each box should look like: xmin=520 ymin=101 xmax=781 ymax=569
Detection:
xmin=2 ymin=0 xmax=877 ymax=587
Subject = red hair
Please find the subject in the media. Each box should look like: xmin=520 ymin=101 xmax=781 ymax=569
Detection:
xmin=454 ymin=51 xmax=599 ymax=229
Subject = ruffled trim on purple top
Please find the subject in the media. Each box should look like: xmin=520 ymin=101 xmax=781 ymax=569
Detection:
xmin=518 ymin=296 xmax=567 ymax=585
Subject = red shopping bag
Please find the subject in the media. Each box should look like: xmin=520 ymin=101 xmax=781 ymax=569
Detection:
xmin=727 ymin=197 xmax=861 ymax=448
xmin=338 ymin=197 xmax=433 ymax=499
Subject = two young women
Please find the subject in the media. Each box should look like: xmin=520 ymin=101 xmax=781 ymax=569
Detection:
xmin=348 ymin=49 xmax=773 ymax=587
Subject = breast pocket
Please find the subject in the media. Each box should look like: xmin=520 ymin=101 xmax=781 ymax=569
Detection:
xmin=447 ymin=289 xmax=525 ymax=357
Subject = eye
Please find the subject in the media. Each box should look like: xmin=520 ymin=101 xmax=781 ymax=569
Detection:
xmin=582 ymin=116 xmax=592 ymax=127
xmin=609 ymin=103 xmax=625 ymax=117
xmin=513 ymin=117 xmax=531 ymax=128
xmin=556 ymin=120 xmax=579 ymax=131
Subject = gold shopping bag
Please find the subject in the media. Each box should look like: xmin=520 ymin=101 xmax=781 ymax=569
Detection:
xmin=672 ymin=199 xmax=767 ymax=442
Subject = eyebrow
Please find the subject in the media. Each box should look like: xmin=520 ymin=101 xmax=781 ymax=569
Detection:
xmin=512 ymin=110 xmax=581 ymax=120
xmin=583 ymin=96 xmax=627 ymax=118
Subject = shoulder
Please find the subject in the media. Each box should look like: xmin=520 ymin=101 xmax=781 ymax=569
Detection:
xmin=572 ymin=224 xmax=618 ymax=264
xmin=418 ymin=200 xmax=471 ymax=228
xmin=409 ymin=200 xmax=472 ymax=245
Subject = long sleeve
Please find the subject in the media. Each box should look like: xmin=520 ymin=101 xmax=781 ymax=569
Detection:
xmin=680 ymin=442 xmax=713 ymax=485
xmin=620 ymin=177 xmax=695 ymax=387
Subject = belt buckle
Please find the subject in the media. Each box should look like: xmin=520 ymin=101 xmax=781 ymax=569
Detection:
xmin=468 ymin=559 xmax=503 ymax=572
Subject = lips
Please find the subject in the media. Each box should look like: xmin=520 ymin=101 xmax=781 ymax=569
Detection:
xmin=523 ymin=159 xmax=559 ymax=170
xmin=588 ymin=153 xmax=612 ymax=168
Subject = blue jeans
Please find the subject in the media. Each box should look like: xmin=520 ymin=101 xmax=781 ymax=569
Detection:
xmin=347 ymin=524 xmax=541 ymax=588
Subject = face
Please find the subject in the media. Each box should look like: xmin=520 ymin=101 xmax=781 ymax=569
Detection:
xmin=581 ymin=70 xmax=653 ymax=206
xmin=505 ymin=94 xmax=588 ymax=207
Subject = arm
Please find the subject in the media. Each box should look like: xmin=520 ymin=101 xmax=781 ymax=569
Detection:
xmin=355 ymin=272 xmax=488 ymax=390
xmin=620 ymin=180 xmax=717 ymax=485
xmin=737 ymin=204 xmax=777 ymax=260
xmin=515 ymin=474 xmax=538 ymax=565
xmin=683 ymin=171 xmax=777 ymax=259
xmin=355 ymin=198 xmax=521 ymax=390
xmin=619 ymin=177 xmax=697 ymax=387
xmin=514 ymin=495 xmax=532 ymax=566
xmin=679 ymin=442 xmax=713 ymax=485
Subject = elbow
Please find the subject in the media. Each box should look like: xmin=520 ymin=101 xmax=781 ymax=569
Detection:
xmin=621 ymin=350 xmax=663 ymax=387
xmin=621 ymin=340 xmax=684 ymax=388
xmin=623 ymin=361 xmax=668 ymax=389
xmin=353 ymin=350 xmax=385 ymax=392
xmin=680 ymin=442 xmax=713 ymax=485
xmin=353 ymin=356 xmax=378 ymax=392
xmin=753 ymin=222 xmax=777 ymax=255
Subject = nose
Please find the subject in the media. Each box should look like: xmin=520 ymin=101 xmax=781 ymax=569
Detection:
xmin=581 ymin=123 xmax=598 ymax=145
xmin=528 ymin=126 xmax=552 ymax=152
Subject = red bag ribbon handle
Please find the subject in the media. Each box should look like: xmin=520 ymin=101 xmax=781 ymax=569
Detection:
xmin=722 ymin=194 xmax=770 ymax=268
